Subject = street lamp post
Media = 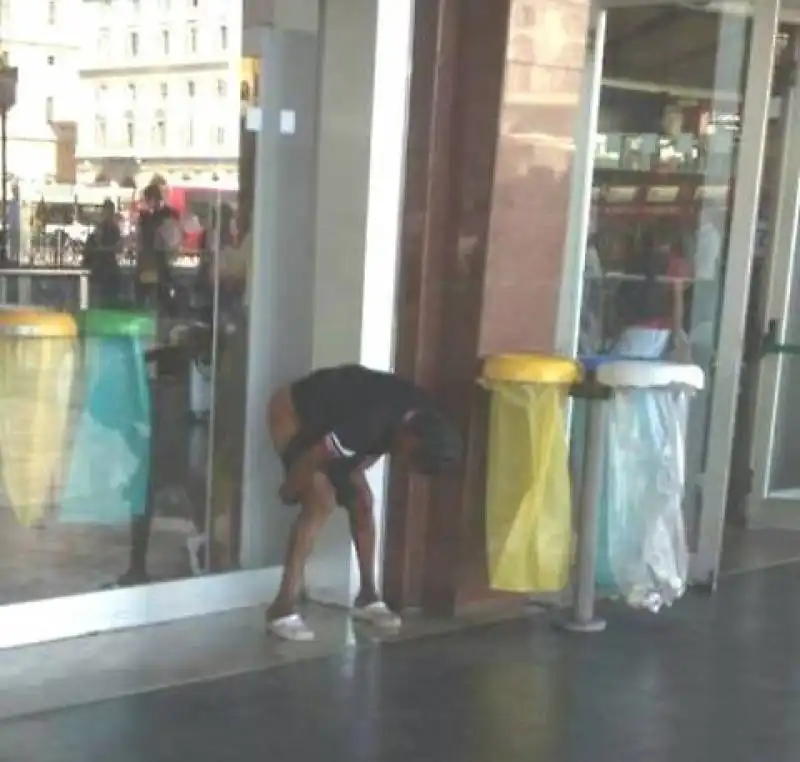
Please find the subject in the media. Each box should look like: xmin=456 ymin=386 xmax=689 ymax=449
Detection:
xmin=0 ymin=64 xmax=18 ymax=262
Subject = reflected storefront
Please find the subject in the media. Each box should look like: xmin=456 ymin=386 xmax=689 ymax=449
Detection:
xmin=558 ymin=0 xmax=800 ymax=588
xmin=0 ymin=0 xmax=413 ymax=648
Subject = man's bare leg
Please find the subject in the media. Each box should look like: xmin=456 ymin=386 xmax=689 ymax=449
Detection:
xmin=348 ymin=471 xmax=400 ymax=629
xmin=267 ymin=473 xmax=334 ymax=622
xmin=347 ymin=470 xmax=379 ymax=607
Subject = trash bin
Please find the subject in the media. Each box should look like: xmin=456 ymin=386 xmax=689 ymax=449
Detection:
xmin=594 ymin=359 xmax=704 ymax=612
xmin=0 ymin=309 xmax=78 ymax=527
xmin=480 ymin=354 xmax=582 ymax=593
xmin=60 ymin=309 xmax=156 ymax=525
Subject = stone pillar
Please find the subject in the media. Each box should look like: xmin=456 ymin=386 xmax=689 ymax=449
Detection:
xmin=385 ymin=0 xmax=592 ymax=615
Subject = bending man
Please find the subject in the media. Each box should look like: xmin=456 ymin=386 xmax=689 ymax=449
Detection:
xmin=267 ymin=364 xmax=461 ymax=642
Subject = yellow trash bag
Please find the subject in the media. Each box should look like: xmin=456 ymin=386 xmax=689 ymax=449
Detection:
xmin=0 ymin=310 xmax=78 ymax=528
xmin=481 ymin=355 xmax=578 ymax=593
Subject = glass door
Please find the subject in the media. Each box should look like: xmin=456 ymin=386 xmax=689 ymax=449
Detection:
xmin=559 ymin=0 xmax=782 ymax=587
xmin=746 ymin=27 xmax=800 ymax=531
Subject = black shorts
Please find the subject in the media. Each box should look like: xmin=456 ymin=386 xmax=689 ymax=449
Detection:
xmin=280 ymin=429 xmax=360 ymax=508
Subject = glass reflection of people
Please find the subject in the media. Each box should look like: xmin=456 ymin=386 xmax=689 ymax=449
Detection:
xmin=135 ymin=182 xmax=179 ymax=310
xmin=613 ymin=219 xmax=690 ymax=359
xmin=83 ymin=198 xmax=122 ymax=307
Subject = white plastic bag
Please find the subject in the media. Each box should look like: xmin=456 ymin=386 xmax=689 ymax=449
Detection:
xmin=597 ymin=385 xmax=691 ymax=612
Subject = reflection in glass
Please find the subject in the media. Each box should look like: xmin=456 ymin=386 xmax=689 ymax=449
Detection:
xmin=0 ymin=0 xmax=244 ymax=603
xmin=575 ymin=5 xmax=752 ymax=546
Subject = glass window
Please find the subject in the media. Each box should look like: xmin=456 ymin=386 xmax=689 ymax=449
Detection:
xmin=0 ymin=0 xmax=353 ymax=621
xmin=568 ymin=4 xmax=752 ymax=552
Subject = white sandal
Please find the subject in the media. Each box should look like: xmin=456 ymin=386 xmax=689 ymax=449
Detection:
xmin=352 ymin=601 xmax=402 ymax=630
xmin=267 ymin=614 xmax=316 ymax=642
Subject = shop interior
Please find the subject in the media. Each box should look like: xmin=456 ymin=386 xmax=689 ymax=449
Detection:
xmin=581 ymin=4 xmax=800 ymax=574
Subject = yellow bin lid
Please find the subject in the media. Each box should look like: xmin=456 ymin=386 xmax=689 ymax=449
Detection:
xmin=0 ymin=308 xmax=78 ymax=338
xmin=482 ymin=353 xmax=582 ymax=385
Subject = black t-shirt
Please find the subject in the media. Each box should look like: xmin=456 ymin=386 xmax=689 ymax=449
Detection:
xmin=290 ymin=365 xmax=430 ymax=458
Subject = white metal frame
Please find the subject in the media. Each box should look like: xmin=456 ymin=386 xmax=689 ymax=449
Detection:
xmin=554 ymin=6 xmax=606 ymax=357
xmin=746 ymin=35 xmax=800 ymax=530
xmin=692 ymin=0 xmax=780 ymax=585
xmin=555 ymin=0 xmax=783 ymax=588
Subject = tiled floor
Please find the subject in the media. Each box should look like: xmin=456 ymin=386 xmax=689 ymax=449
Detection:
xmin=0 ymin=599 xmax=533 ymax=721
xmin=721 ymin=526 xmax=800 ymax=576
xmin=2 ymin=565 xmax=800 ymax=761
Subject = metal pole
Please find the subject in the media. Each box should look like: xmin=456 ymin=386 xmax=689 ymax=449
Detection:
xmin=203 ymin=182 xmax=223 ymax=573
xmin=1 ymin=107 xmax=6 ymax=263
xmin=562 ymin=395 xmax=608 ymax=633
xmin=79 ymin=272 xmax=89 ymax=310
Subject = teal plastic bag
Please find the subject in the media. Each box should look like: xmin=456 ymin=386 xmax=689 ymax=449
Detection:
xmin=60 ymin=334 xmax=152 ymax=525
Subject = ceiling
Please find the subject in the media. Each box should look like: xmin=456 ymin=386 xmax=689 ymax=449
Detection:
xmin=602 ymin=4 xmax=795 ymax=94
xmin=603 ymin=6 xmax=745 ymax=91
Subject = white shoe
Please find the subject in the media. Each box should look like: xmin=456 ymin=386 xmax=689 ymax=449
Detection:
xmin=267 ymin=614 xmax=316 ymax=642
xmin=352 ymin=601 xmax=402 ymax=630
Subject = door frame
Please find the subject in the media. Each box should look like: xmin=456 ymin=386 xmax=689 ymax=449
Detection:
xmin=555 ymin=0 xmax=782 ymax=587
xmin=746 ymin=33 xmax=800 ymax=531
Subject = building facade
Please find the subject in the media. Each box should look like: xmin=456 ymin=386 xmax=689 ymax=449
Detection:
xmin=0 ymin=0 xmax=82 ymax=183
xmin=76 ymin=0 xmax=242 ymax=188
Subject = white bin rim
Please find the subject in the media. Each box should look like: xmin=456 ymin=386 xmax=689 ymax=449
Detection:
xmin=595 ymin=359 xmax=704 ymax=390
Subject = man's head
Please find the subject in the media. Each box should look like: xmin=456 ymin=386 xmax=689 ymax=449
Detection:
xmin=396 ymin=409 xmax=461 ymax=475
xmin=142 ymin=183 xmax=162 ymax=212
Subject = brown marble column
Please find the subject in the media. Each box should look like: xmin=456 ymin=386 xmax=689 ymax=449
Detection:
xmin=384 ymin=0 xmax=592 ymax=616
xmin=480 ymin=0 xmax=592 ymax=355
